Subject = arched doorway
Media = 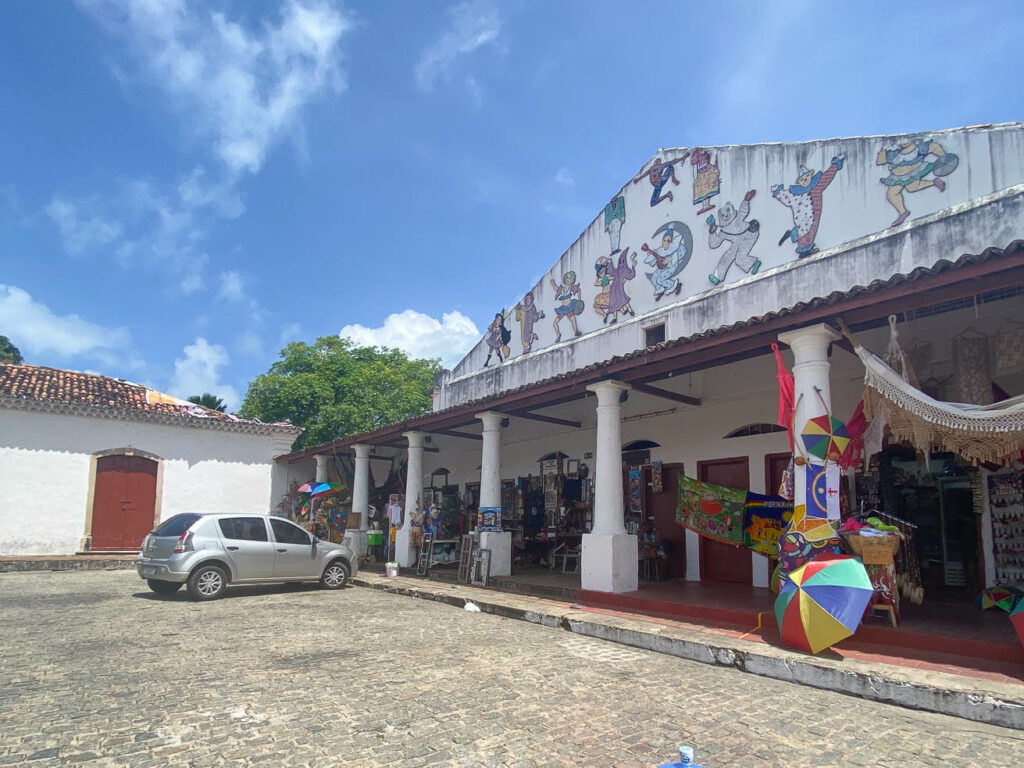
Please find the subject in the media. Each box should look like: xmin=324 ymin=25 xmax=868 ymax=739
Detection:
xmin=91 ymin=454 xmax=159 ymax=551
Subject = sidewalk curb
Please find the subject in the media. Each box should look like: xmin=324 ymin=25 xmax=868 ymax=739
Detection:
xmin=0 ymin=558 xmax=136 ymax=573
xmin=353 ymin=574 xmax=1024 ymax=730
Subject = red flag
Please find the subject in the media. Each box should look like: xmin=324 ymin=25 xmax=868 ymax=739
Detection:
xmin=839 ymin=400 xmax=867 ymax=469
xmin=772 ymin=343 xmax=795 ymax=449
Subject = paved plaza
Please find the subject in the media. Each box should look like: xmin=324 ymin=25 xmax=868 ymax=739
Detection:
xmin=1 ymin=571 xmax=1023 ymax=768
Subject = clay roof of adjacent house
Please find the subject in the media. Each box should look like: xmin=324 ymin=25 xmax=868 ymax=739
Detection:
xmin=0 ymin=363 xmax=301 ymax=436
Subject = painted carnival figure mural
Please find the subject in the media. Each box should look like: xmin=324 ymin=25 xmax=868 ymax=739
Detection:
xmin=604 ymin=194 xmax=626 ymax=253
xmin=772 ymin=154 xmax=845 ymax=257
xmin=514 ymin=291 xmax=545 ymax=354
xmin=484 ymin=311 xmax=512 ymax=366
xmin=593 ymin=257 xmax=613 ymax=321
xmin=641 ymin=222 xmax=692 ymax=301
xmin=707 ymin=190 xmax=760 ymax=286
xmin=689 ymin=148 xmax=720 ymax=215
xmin=550 ymin=271 xmax=584 ymax=342
xmin=876 ymin=138 xmax=957 ymax=227
xmin=631 ymin=156 xmax=685 ymax=207
xmin=605 ymin=248 xmax=637 ymax=323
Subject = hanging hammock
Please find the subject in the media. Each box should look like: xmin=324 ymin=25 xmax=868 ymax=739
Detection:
xmin=838 ymin=319 xmax=1024 ymax=465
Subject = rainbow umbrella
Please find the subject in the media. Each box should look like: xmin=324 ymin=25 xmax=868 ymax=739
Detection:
xmin=774 ymin=555 xmax=873 ymax=654
xmin=1010 ymin=598 xmax=1024 ymax=649
xmin=800 ymin=415 xmax=850 ymax=461
xmin=308 ymin=482 xmax=343 ymax=497
xmin=976 ymin=586 xmax=1024 ymax=611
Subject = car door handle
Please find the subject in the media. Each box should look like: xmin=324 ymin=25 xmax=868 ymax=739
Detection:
xmin=226 ymin=546 xmax=239 ymax=551
xmin=277 ymin=548 xmax=287 ymax=553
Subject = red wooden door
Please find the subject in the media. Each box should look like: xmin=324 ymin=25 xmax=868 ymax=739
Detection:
xmin=644 ymin=464 xmax=685 ymax=578
xmin=698 ymin=457 xmax=752 ymax=583
xmin=92 ymin=455 xmax=158 ymax=551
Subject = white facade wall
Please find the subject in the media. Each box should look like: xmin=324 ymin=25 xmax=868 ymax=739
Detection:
xmin=0 ymin=408 xmax=296 ymax=555
xmin=441 ymin=123 xmax=1024 ymax=409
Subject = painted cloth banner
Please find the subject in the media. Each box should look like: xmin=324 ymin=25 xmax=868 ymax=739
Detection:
xmin=676 ymin=475 xmax=747 ymax=546
xmin=628 ymin=468 xmax=643 ymax=515
xmin=806 ymin=461 xmax=841 ymax=521
xmin=743 ymin=493 xmax=792 ymax=556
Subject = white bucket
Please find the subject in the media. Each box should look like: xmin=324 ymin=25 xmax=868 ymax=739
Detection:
xmin=385 ymin=562 xmax=399 ymax=578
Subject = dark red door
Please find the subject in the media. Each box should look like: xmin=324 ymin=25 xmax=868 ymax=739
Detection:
xmin=644 ymin=464 xmax=685 ymax=578
xmin=698 ymin=457 xmax=752 ymax=583
xmin=92 ymin=455 xmax=158 ymax=551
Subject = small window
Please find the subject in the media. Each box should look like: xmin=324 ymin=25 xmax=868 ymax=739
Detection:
xmin=152 ymin=514 xmax=201 ymax=538
xmin=724 ymin=423 xmax=788 ymax=438
xmin=271 ymin=518 xmax=312 ymax=545
xmin=644 ymin=324 xmax=666 ymax=347
xmin=218 ymin=517 xmax=269 ymax=542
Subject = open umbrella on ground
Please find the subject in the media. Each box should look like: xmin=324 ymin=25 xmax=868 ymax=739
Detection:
xmin=800 ymin=414 xmax=851 ymax=461
xmin=1010 ymin=598 xmax=1024 ymax=649
xmin=976 ymin=586 xmax=1024 ymax=611
xmin=774 ymin=554 xmax=873 ymax=654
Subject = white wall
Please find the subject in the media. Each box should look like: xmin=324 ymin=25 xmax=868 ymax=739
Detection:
xmin=0 ymin=408 xmax=295 ymax=555
xmin=441 ymin=123 xmax=1024 ymax=408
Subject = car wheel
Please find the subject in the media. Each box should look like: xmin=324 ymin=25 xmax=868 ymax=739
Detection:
xmin=320 ymin=560 xmax=350 ymax=590
xmin=147 ymin=579 xmax=183 ymax=595
xmin=187 ymin=564 xmax=227 ymax=601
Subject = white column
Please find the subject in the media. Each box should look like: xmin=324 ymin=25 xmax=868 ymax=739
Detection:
xmin=582 ymin=380 xmax=637 ymax=593
xmin=394 ymin=431 xmax=425 ymax=568
xmin=315 ymin=454 xmax=330 ymax=483
xmin=345 ymin=444 xmax=371 ymax=556
xmin=778 ymin=323 xmax=840 ymax=514
xmin=476 ymin=411 xmax=511 ymax=576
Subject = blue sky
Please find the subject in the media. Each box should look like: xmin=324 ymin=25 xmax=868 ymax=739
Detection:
xmin=2 ymin=0 xmax=1022 ymax=408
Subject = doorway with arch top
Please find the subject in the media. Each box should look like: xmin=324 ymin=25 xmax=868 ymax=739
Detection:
xmin=89 ymin=451 xmax=160 ymax=551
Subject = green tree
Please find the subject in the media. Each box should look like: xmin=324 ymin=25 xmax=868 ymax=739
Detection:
xmin=240 ymin=336 xmax=439 ymax=450
xmin=0 ymin=336 xmax=23 ymax=364
xmin=187 ymin=393 xmax=228 ymax=412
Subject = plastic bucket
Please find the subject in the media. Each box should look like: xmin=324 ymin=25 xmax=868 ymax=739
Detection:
xmin=385 ymin=562 xmax=399 ymax=578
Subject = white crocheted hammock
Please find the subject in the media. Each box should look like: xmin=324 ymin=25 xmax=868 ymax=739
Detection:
xmin=856 ymin=343 xmax=1024 ymax=465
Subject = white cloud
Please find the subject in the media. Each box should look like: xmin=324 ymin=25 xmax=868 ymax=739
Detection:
xmin=0 ymin=284 xmax=131 ymax=359
xmin=339 ymin=310 xmax=480 ymax=368
xmin=45 ymin=199 xmax=123 ymax=254
xmin=415 ymin=0 xmax=502 ymax=92
xmin=218 ymin=270 xmax=245 ymax=302
xmin=554 ymin=167 xmax=574 ymax=187
xmin=170 ymin=337 xmax=240 ymax=408
xmin=78 ymin=0 xmax=352 ymax=174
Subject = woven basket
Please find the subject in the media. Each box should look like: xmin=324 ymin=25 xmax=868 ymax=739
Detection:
xmin=842 ymin=533 xmax=901 ymax=565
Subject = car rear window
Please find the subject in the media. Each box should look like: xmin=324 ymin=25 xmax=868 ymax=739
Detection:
xmin=218 ymin=517 xmax=269 ymax=542
xmin=152 ymin=514 xmax=201 ymax=537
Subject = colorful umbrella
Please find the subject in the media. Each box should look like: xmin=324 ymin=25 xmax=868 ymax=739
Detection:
xmin=296 ymin=482 xmax=316 ymax=493
xmin=976 ymin=586 xmax=1024 ymax=611
xmin=800 ymin=414 xmax=851 ymax=461
xmin=309 ymin=482 xmax=343 ymax=497
xmin=774 ymin=555 xmax=873 ymax=654
xmin=1010 ymin=598 xmax=1024 ymax=649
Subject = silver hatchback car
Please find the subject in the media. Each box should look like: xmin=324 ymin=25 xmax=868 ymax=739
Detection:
xmin=135 ymin=512 xmax=358 ymax=601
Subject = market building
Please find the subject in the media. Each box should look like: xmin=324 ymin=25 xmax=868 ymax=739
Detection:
xmin=0 ymin=364 xmax=301 ymax=555
xmin=278 ymin=124 xmax=1024 ymax=635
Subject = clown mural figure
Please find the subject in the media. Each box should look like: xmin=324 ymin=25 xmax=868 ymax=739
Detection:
xmin=772 ymin=153 xmax=845 ymax=258
xmin=641 ymin=222 xmax=692 ymax=301
xmin=593 ymin=257 xmax=613 ymax=322
xmin=631 ymin=156 xmax=684 ymax=207
xmin=484 ymin=311 xmax=512 ymax=366
xmin=549 ymin=271 xmax=585 ymax=342
xmin=707 ymin=190 xmax=760 ymax=286
xmin=605 ymin=248 xmax=637 ymax=323
xmin=690 ymin=148 xmax=720 ymax=215
xmin=876 ymin=138 xmax=957 ymax=227
xmin=514 ymin=291 xmax=545 ymax=354
xmin=604 ymin=194 xmax=626 ymax=253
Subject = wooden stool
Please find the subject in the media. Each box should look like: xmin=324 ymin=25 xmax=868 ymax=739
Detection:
xmin=870 ymin=603 xmax=898 ymax=628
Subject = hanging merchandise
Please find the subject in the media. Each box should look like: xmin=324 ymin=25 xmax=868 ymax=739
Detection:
xmin=838 ymin=318 xmax=1024 ymax=466
xmin=993 ymin=324 xmax=1024 ymax=377
xmin=777 ymin=457 xmax=795 ymax=501
xmin=772 ymin=342 xmax=796 ymax=450
xmin=628 ymin=467 xmax=644 ymax=516
xmin=951 ymin=332 xmax=993 ymax=406
xmin=840 ymin=400 xmax=868 ymax=470
xmin=651 ymin=461 xmax=664 ymax=494
xmin=801 ymin=412 xmax=851 ymax=462
xmin=743 ymin=493 xmax=791 ymax=556
xmin=805 ymin=461 xmax=842 ymax=521
xmin=989 ymin=473 xmax=1024 ymax=585
xmin=676 ymin=475 xmax=747 ymax=546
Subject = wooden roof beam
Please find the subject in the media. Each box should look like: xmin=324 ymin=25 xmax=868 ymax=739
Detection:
xmin=512 ymin=410 xmax=582 ymax=429
xmin=628 ymin=382 xmax=701 ymax=407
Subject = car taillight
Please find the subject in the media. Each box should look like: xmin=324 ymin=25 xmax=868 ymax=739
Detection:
xmin=172 ymin=531 xmax=193 ymax=554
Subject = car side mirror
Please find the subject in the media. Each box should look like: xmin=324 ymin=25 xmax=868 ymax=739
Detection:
xmin=312 ymin=536 xmax=320 ymax=546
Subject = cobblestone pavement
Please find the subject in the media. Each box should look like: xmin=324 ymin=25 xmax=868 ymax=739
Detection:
xmin=2 ymin=571 xmax=1023 ymax=768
